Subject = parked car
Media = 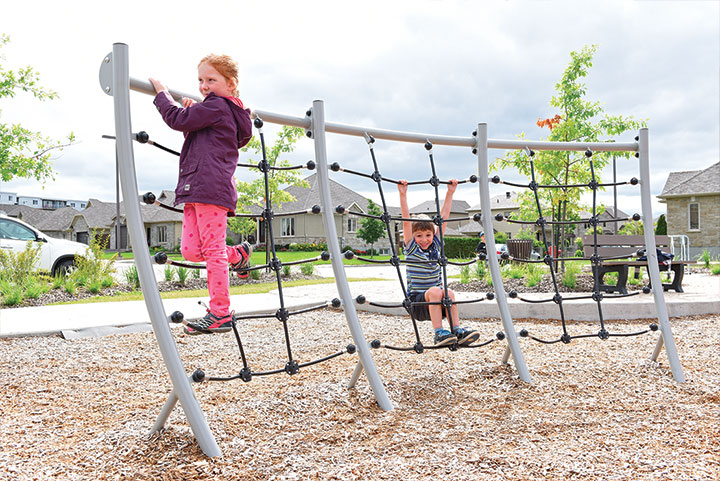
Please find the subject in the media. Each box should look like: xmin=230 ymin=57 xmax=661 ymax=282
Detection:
xmin=0 ymin=214 xmax=87 ymax=276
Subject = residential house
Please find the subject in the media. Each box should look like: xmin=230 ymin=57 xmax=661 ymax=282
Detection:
xmin=257 ymin=173 xmax=401 ymax=254
xmin=658 ymin=162 xmax=720 ymax=258
xmin=465 ymin=191 xmax=523 ymax=238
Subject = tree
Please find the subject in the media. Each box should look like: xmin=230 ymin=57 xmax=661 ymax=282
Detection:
xmin=0 ymin=34 xmax=74 ymax=182
xmin=619 ymin=219 xmax=643 ymax=235
xmin=655 ymin=214 xmax=667 ymax=235
xmin=356 ymin=199 xmax=385 ymax=257
xmin=493 ymin=45 xmax=646 ymax=270
xmin=229 ymin=126 xmax=308 ymax=265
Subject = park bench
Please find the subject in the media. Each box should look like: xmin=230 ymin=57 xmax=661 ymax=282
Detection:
xmin=582 ymin=235 xmax=696 ymax=294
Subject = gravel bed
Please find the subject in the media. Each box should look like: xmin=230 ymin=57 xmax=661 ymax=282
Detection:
xmin=1 ymin=310 xmax=717 ymax=480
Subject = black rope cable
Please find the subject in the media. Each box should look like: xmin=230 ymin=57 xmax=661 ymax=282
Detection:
xmin=343 ymin=208 xmax=474 ymax=224
xmin=491 ymin=176 xmax=638 ymax=190
xmin=330 ymin=161 xmax=478 ymax=187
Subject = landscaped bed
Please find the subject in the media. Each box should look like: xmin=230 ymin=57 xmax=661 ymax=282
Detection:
xmin=1 ymin=311 xmax=717 ymax=480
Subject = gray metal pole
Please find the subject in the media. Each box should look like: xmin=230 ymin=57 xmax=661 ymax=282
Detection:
xmin=476 ymin=123 xmax=531 ymax=383
xmin=109 ymin=43 xmax=222 ymax=456
xmin=638 ymin=128 xmax=685 ymax=383
xmin=310 ymin=100 xmax=393 ymax=411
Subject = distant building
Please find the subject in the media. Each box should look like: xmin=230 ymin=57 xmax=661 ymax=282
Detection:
xmin=1 ymin=192 xmax=87 ymax=210
xmin=658 ymin=162 xmax=720 ymax=258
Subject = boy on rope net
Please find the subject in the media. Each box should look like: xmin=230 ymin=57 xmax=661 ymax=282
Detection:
xmin=398 ymin=179 xmax=480 ymax=347
xmin=149 ymin=54 xmax=253 ymax=335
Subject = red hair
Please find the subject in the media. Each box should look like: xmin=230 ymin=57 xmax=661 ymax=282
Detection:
xmin=198 ymin=54 xmax=239 ymax=96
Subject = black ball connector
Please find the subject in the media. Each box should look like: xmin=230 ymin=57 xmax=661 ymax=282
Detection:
xmin=253 ymin=118 xmax=264 ymax=129
xmin=136 ymin=131 xmax=150 ymax=143
xmin=527 ymin=149 xmax=535 ymax=157
xmin=501 ymin=252 xmax=510 ymax=260
xmin=585 ymin=148 xmax=593 ymax=158
xmin=486 ymin=292 xmax=495 ymax=300
xmin=553 ymin=293 xmax=563 ymax=304
xmin=561 ymin=333 xmax=572 ymax=344
xmin=491 ymin=175 xmax=501 ymax=184
xmin=192 ymin=370 xmax=205 ymax=383
xmin=240 ymin=367 xmax=252 ymax=383
xmin=473 ymin=213 xmax=482 ymax=222
xmin=508 ymin=290 xmax=518 ymax=299
xmin=413 ymin=342 xmax=424 ymax=354
xmin=598 ymin=329 xmax=610 ymax=340
xmin=170 ymin=311 xmax=184 ymax=323
xmin=142 ymin=192 xmax=156 ymax=204
xmin=285 ymin=361 xmax=299 ymax=375
xmin=344 ymin=250 xmax=355 ymax=260
xmin=355 ymin=295 xmax=366 ymax=304
xmin=520 ymin=329 xmax=529 ymax=337
xmin=335 ymin=205 xmax=345 ymax=213
xmin=424 ymin=141 xmax=433 ymax=151
xmin=330 ymin=162 xmax=341 ymax=172
xmin=635 ymin=153 xmax=640 ymax=158
xmin=472 ymin=148 xmax=478 ymax=155
xmin=635 ymin=136 xmax=639 ymax=141
xmin=649 ymin=323 xmax=658 ymax=331
xmin=630 ymin=177 xmax=639 ymax=185
xmin=321 ymin=251 xmax=331 ymax=261
xmin=367 ymin=135 xmax=375 ymax=144
xmin=275 ymin=308 xmax=289 ymax=322
xmin=154 ymin=252 xmax=168 ymax=264
xmin=306 ymin=160 xmax=316 ymax=170
xmin=495 ymin=213 xmax=504 ymax=222
xmin=477 ymin=252 xmax=487 ymax=261
xmin=306 ymin=130 xmax=313 ymax=138
xmin=371 ymin=339 xmax=381 ymax=349
xmin=306 ymin=109 xmax=312 ymax=117
xmin=469 ymin=174 xmax=478 ymax=183
xmin=331 ymin=297 xmax=342 ymax=308
xmin=346 ymin=344 xmax=357 ymax=354
xmin=496 ymin=332 xmax=506 ymax=341
xmin=311 ymin=204 xmax=321 ymax=214
xmin=472 ymin=130 xmax=477 ymax=136
xmin=632 ymin=213 xmax=641 ymax=221
xmin=642 ymin=286 xmax=652 ymax=294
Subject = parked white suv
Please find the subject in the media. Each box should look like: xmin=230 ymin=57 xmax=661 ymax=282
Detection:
xmin=0 ymin=214 xmax=88 ymax=276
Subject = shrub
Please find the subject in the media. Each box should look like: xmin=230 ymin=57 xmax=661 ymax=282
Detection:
xmin=23 ymin=277 xmax=48 ymax=299
xmin=0 ymin=240 xmax=42 ymax=284
xmin=698 ymin=249 xmax=711 ymax=268
xmin=101 ymin=276 xmax=114 ymax=288
xmin=300 ymin=262 xmax=315 ymax=276
xmin=125 ymin=265 xmax=140 ymax=289
xmin=562 ymin=262 xmax=581 ymax=289
xmin=177 ymin=266 xmax=189 ymax=285
xmin=74 ymin=233 xmax=117 ymax=285
xmin=504 ymin=264 xmax=525 ymax=279
xmin=191 ymin=267 xmax=201 ymax=279
xmin=474 ymin=261 xmax=487 ymax=280
xmin=87 ymin=278 xmax=103 ymax=294
xmin=710 ymin=264 xmax=720 ymax=275
xmin=443 ymin=237 xmax=478 ymax=259
xmin=52 ymin=274 xmax=65 ymax=289
xmin=525 ymin=268 xmax=543 ymax=287
xmin=226 ymin=237 xmax=236 ymax=246
xmin=250 ymin=267 xmax=261 ymax=280
xmin=0 ymin=279 xmax=24 ymax=306
xmin=64 ymin=278 xmax=78 ymax=295
xmin=282 ymin=264 xmax=291 ymax=277
xmin=460 ymin=265 xmax=470 ymax=284
xmin=163 ymin=265 xmax=176 ymax=282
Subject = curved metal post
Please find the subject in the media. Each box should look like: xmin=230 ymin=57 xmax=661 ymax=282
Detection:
xmin=109 ymin=43 xmax=221 ymax=456
xmin=638 ymin=128 xmax=685 ymax=382
xmin=311 ymin=100 xmax=393 ymax=411
xmin=476 ymin=123 xmax=531 ymax=383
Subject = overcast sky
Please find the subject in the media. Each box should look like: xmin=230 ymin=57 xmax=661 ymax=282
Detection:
xmin=1 ymin=0 xmax=718 ymax=218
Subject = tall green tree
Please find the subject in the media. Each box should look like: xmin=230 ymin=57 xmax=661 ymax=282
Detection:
xmin=655 ymin=213 xmax=667 ymax=235
xmin=356 ymin=199 xmax=385 ymax=257
xmin=493 ymin=45 xmax=645 ymax=267
xmin=0 ymin=34 xmax=74 ymax=182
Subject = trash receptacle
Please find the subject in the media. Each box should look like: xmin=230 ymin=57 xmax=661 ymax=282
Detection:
xmin=507 ymin=239 xmax=533 ymax=260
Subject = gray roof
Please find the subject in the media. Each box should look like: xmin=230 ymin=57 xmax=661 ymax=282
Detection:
xmin=0 ymin=203 xmax=27 ymax=217
xmin=410 ymin=199 xmax=470 ymax=215
xmin=35 ymin=207 xmax=78 ymax=232
xmin=274 ymin=174 xmax=371 ymax=213
xmin=659 ymin=162 xmax=720 ymax=197
xmin=468 ymin=191 xmax=521 ymax=212
xmin=77 ymin=199 xmax=118 ymax=229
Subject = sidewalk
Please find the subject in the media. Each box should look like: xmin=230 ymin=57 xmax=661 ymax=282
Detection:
xmin=1 ymin=266 xmax=717 ymax=338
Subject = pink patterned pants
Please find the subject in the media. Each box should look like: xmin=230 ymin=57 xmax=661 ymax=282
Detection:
xmin=181 ymin=203 xmax=244 ymax=317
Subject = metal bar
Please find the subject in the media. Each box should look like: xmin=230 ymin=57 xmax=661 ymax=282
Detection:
xmin=311 ymin=100 xmax=394 ymax=411
xmin=638 ymin=128 xmax=685 ymax=382
xmin=127 ymin=75 xmax=637 ymax=152
xmin=111 ymin=45 xmax=221 ymax=457
xmin=477 ymin=124 xmax=531 ymax=383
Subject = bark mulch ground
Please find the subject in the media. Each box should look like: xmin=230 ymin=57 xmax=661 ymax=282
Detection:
xmin=1 ymin=310 xmax=718 ymax=480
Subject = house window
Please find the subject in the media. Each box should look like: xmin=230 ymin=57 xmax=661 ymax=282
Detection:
xmin=32 ymin=200 xmax=38 ymax=205
xmin=688 ymin=203 xmax=699 ymax=230
xmin=158 ymin=226 xmax=168 ymax=243
xmin=347 ymin=216 xmax=358 ymax=233
xmin=281 ymin=217 xmax=295 ymax=237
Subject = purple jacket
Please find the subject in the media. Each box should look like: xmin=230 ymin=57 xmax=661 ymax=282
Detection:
xmin=153 ymin=91 xmax=252 ymax=213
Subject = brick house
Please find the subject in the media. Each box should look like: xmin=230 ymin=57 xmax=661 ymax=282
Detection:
xmin=657 ymin=162 xmax=720 ymax=258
